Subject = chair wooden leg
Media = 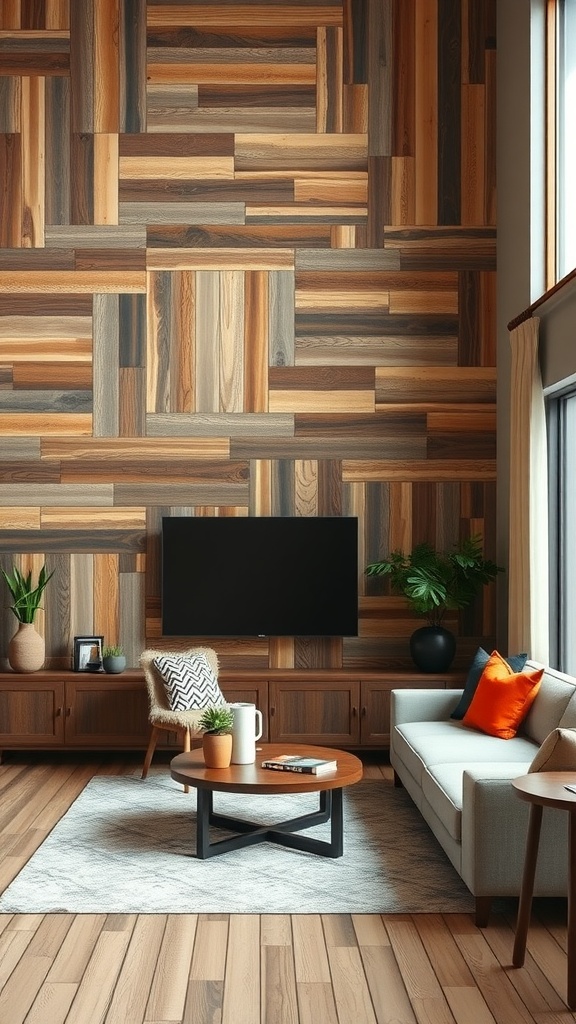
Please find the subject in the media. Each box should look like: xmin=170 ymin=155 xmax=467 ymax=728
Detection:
xmin=142 ymin=725 xmax=160 ymax=779
xmin=181 ymin=728 xmax=190 ymax=793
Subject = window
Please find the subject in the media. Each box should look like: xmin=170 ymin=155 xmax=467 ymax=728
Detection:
xmin=547 ymin=383 xmax=576 ymax=672
xmin=555 ymin=0 xmax=576 ymax=279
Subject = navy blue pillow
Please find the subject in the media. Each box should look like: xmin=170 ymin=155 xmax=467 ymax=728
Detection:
xmin=450 ymin=647 xmax=529 ymax=720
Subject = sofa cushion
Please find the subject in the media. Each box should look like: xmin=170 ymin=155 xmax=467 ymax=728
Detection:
xmin=529 ymin=727 xmax=576 ymax=772
xmin=450 ymin=647 xmax=528 ymax=720
xmin=462 ymin=653 xmax=543 ymax=739
xmin=521 ymin=664 xmax=576 ymax=743
xmin=393 ymin=720 xmax=539 ymax=787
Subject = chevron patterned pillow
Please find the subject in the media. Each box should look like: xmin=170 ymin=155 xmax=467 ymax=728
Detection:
xmin=153 ymin=653 xmax=226 ymax=712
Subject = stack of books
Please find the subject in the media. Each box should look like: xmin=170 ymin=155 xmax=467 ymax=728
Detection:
xmin=261 ymin=754 xmax=337 ymax=775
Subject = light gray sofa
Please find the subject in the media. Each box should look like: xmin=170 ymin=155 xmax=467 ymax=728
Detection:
xmin=390 ymin=660 xmax=576 ymax=924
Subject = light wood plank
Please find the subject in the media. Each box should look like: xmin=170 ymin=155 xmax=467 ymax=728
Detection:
xmin=147 ymin=249 xmax=294 ymax=271
xmin=148 ymin=63 xmax=316 ymax=86
xmin=342 ymin=459 xmax=497 ymax=482
xmin=105 ymin=915 xmax=167 ymax=1024
xmin=0 ymin=272 xmax=146 ymax=292
xmin=221 ymin=915 xmax=260 ymax=1024
xmin=146 ymin=5 xmax=343 ymax=27
xmin=269 ymin=390 xmax=375 ymax=413
xmin=39 ymin=508 xmax=145 ymax=529
xmin=119 ymin=155 xmax=234 ymax=179
xmin=145 ymin=915 xmax=198 ymax=1022
xmin=190 ymin=916 xmax=228 ymax=981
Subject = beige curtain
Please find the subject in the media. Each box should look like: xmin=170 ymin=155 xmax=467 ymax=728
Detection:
xmin=508 ymin=316 xmax=549 ymax=662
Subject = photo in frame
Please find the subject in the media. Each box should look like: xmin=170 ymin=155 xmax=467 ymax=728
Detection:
xmin=73 ymin=635 xmax=104 ymax=672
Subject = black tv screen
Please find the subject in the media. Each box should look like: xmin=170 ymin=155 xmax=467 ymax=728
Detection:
xmin=161 ymin=516 xmax=359 ymax=637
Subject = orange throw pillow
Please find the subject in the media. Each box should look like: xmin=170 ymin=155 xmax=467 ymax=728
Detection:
xmin=462 ymin=650 xmax=543 ymax=739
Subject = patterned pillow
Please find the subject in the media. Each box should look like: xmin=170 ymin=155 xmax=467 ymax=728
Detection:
xmin=153 ymin=653 xmax=226 ymax=712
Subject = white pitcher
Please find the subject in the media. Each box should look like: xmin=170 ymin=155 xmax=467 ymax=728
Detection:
xmin=229 ymin=702 xmax=263 ymax=764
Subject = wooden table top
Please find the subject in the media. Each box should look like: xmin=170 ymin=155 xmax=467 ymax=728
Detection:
xmin=170 ymin=743 xmax=364 ymax=795
xmin=512 ymin=772 xmax=576 ymax=811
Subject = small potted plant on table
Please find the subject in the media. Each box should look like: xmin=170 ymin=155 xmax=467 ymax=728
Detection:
xmin=102 ymin=645 xmax=126 ymax=674
xmin=198 ymin=705 xmax=235 ymax=768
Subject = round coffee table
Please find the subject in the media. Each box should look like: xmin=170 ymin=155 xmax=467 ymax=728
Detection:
xmin=512 ymin=772 xmax=576 ymax=1009
xmin=170 ymin=742 xmax=363 ymax=860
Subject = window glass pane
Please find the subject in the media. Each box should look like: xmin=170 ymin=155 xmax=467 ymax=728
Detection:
xmin=561 ymin=394 xmax=576 ymax=671
xmin=558 ymin=1 xmax=576 ymax=278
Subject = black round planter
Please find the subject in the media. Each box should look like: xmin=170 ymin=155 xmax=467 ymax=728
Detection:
xmin=409 ymin=625 xmax=456 ymax=673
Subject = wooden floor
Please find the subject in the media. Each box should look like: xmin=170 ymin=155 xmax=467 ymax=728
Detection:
xmin=0 ymin=753 xmax=574 ymax=1024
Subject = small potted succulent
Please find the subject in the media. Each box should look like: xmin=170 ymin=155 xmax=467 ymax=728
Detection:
xmin=198 ymin=705 xmax=234 ymax=768
xmin=102 ymin=644 xmax=126 ymax=674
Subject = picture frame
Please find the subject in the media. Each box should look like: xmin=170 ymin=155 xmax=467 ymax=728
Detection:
xmin=73 ymin=635 xmax=104 ymax=673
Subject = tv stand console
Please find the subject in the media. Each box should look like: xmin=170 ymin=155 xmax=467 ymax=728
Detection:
xmin=0 ymin=668 xmax=463 ymax=758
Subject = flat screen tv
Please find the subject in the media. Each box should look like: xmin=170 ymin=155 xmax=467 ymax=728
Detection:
xmin=161 ymin=516 xmax=359 ymax=637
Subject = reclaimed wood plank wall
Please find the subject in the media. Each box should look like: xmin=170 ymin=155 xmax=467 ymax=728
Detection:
xmin=0 ymin=0 xmax=497 ymax=671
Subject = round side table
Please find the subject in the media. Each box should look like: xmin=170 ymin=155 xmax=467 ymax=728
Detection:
xmin=512 ymin=772 xmax=576 ymax=1009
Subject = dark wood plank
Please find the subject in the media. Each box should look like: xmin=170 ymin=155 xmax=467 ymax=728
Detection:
xmin=70 ymin=0 xmax=94 ymax=132
xmin=198 ymin=84 xmax=315 ymax=105
xmin=269 ymin=367 xmax=374 ymax=390
xmin=147 ymin=27 xmax=317 ymax=48
xmin=74 ymin=249 xmax=147 ymax=271
xmin=70 ymin=132 xmax=94 ymax=226
xmin=147 ymin=225 xmax=332 ymax=248
xmin=119 ymin=132 xmax=234 ymax=155
xmin=437 ymin=0 xmax=461 ymax=224
xmin=343 ymin=0 xmax=368 ymax=84
xmin=295 ymin=312 xmax=459 ymax=336
xmin=392 ymin=0 xmax=415 ymax=156
xmin=45 ymin=76 xmax=71 ymax=226
xmin=0 ymin=294 xmax=93 ymax=314
xmin=120 ymin=0 xmax=147 ymax=133
xmin=0 ymin=530 xmax=146 ymax=552
xmin=0 ymin=134 xmax=21 ymax=247
xmin=119 ymin=294 xmax=146 ymax=367
xmin=119 ymin=178 xmax=295 ymax=202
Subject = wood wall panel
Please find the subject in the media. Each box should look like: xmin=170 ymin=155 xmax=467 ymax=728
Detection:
xmin=0 ymin=0 xmax=498 ymax=671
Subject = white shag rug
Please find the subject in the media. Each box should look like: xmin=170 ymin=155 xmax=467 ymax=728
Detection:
xmin=0 ymin=772 xmax=475 ymax=915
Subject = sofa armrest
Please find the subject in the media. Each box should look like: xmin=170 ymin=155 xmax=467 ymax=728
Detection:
xmin=460 ymin=766 xmax=567 ymax=898
xmin=391 ymin=688 xmax=463 ymax=726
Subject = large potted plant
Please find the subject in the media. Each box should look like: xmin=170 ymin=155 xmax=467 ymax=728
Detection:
xmin=198 ymin=705 xmax=235 ymax=768
xmin=365 ymin=535 xmax=503 ymax=671
xmin=1 ymin=563 xmax=55 ymax=672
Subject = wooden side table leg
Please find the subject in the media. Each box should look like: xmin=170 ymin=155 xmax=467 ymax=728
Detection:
xmin=567 ymin=811 xmax=576 ymax=1009
xmin=513 ymin=803 xmax=543 ymax=968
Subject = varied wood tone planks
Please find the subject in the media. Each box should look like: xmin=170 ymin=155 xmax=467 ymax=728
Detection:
xmin=0 ymin=0 xmax=498 ymax=671
xmin=0 ymin=758 xmax=574 ymax=1023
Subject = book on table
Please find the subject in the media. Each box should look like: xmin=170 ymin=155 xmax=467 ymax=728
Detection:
xmin=261 ymin=754 xmax=337 ymax=774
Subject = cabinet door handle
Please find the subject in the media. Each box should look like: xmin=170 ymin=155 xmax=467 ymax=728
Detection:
xmin=65 ymin=707 xmax=71 ymax=717
xmin=270 ymin=706 xmax=275 ymax=716
xmin=352 ymin=706 xmax=357 ymax=716
xmin=56 ymin=707 xmax=62 ymax=717
xmin=361 ymin=706 xmax=367 ymax=716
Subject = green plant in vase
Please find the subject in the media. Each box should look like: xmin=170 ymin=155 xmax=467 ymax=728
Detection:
xmin=199 ymin=705 xmax=234 ymax=768
xmin=365 ymin=534 xmax=503 ymax=672
xmin=1 ymin=563 xmax=55 ymax=673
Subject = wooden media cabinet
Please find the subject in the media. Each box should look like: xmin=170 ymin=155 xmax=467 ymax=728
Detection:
xmin=0 ymin=668 xmax=464 ymax=758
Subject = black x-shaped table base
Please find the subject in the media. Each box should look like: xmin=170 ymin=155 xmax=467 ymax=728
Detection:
xmin=194 ymin=787 xmax=344 ymax=859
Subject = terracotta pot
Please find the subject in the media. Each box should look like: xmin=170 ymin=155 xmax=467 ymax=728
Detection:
xmin=8 ymin=621 xmax=45 ymax=673
xmin=202 ymin=732 xmax=233 ymax=769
